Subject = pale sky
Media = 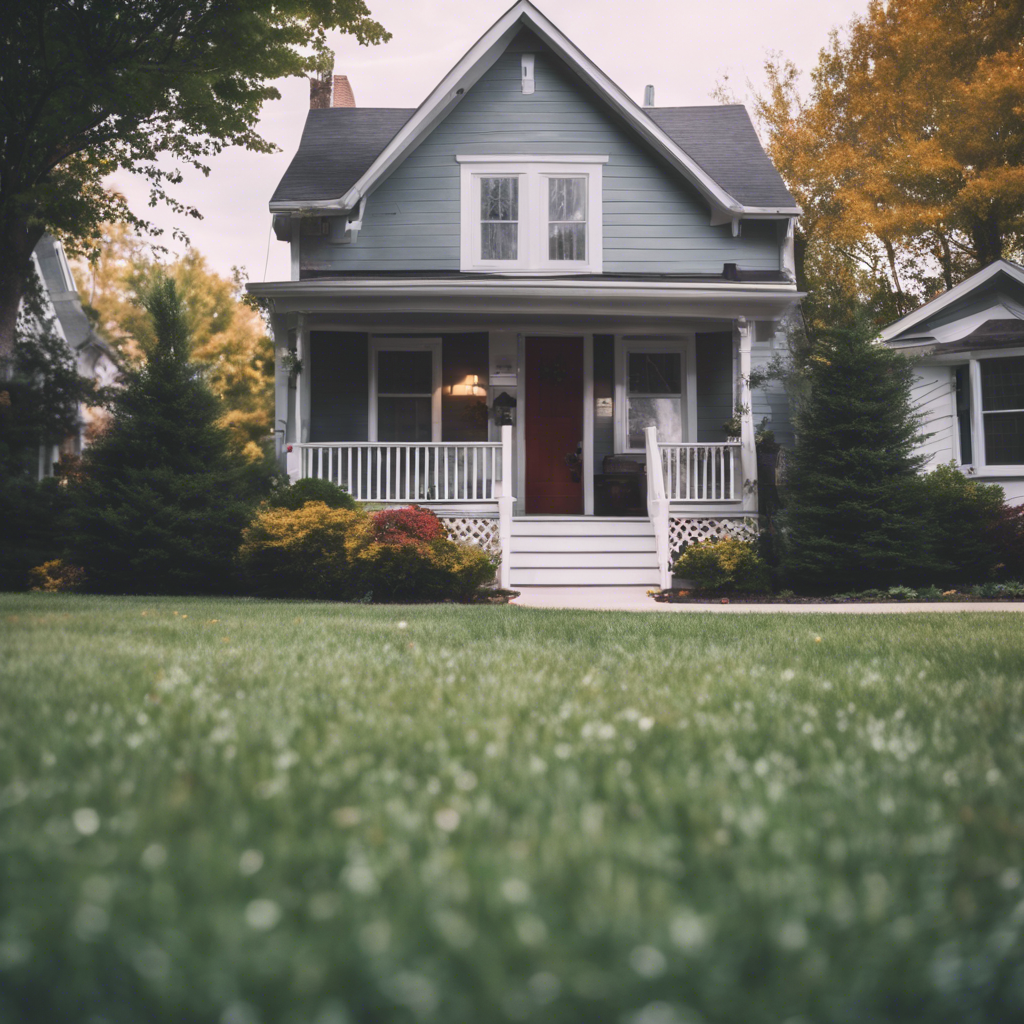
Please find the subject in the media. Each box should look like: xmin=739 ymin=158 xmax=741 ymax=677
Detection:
xmin=109 ymin=0 xmax=865 ymax=284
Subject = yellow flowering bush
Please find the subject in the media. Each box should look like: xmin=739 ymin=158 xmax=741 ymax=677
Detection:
xmin=672 ymin=536 xmax=770 ymax=594
xmin=28 ymin=560 xmax=85 ymax=593
xmin=238 ymin=501 xmax=368 ymax=600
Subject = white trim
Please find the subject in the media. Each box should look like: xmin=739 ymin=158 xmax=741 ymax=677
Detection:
xmin=269 ymin=1 xmax=800 ymax=219
xmin=459 ymin=159 xmax=604 ymax=274
xmin=456 ymin=154 xmax=609 ymax=165
xmin=368 ymin=336 xmax=442 ymax=443
xmin=614 ymin=335 xmax=696 ymax=453
xmin=879 ymin=259 xmax=1024 ymax=342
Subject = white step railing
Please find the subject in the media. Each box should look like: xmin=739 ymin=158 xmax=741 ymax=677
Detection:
xmin=293 ymin=442 xmax=503 ymax=503
xmin=645 ymin=426 xmax=672 ymax=590
xmin=659 ymin=443 xmax=741 ymax=502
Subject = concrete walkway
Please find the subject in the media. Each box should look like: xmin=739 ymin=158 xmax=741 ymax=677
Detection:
xmin=510 ymin=587 xmax=1024 ymax=613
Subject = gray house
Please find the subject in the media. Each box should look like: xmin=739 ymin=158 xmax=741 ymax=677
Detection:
xmin=249 ymin=1 xmax=802 ymax=588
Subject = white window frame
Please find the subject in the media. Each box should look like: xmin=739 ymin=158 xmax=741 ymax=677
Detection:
xmin=368 ymin=337 xmax=442 ymax=443
xmin=457 ymin=155 xmax=605 ymax=274
xmin=968 ymin=353 xmax=1024 ymax=475
xmin=614 ymin=336 xmax=697 ymax=453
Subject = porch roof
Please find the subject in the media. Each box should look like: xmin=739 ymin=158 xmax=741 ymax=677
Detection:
xmin=247 ymin=273 xmax=803 ymax=324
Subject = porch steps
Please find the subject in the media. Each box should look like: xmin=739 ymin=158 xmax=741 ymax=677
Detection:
xmin=509 ymin=517 xmax=661 ymax=587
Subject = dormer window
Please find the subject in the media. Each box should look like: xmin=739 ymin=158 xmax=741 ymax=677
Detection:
xmin=458 ymin=156 xmax=604 ymax=273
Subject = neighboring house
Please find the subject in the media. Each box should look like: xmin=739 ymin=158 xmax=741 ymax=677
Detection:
xmin=248 ymin=1 xmax=802 ymax=587
xmin=880 ymin=259 xmax=1024 ymax=507
xmin=29 ymin=234 xmax=118 ymax=478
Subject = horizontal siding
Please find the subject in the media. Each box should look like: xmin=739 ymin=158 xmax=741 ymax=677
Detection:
xmin=912 ymin=365 xmax=956 ymax=469
xmin=303 ymin=35 xmax=781 ymax=275
xmin=750 ymin=323 xmax=794 ymax=448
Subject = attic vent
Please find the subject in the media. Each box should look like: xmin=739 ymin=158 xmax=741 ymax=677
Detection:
xmin=522 ymin=54 xmax=535 ymax=95
xmin=644 ymin=85 xmax=655 ymax=108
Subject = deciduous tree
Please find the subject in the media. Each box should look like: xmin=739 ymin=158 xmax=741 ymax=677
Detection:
xmin=756 ymin=0 xmax=1024 ymax=337
xmin=0 ymin=1 xmax=389 ymax=372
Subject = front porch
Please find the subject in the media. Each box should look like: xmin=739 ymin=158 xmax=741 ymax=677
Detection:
xmin=253 ymin=276 xmax=796 ymax=587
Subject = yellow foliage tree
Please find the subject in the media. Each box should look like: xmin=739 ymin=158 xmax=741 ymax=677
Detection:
xmin=76 ymin=227 xmax=274 ymax=460
xmin=756 ymin=0 xmax=1024 ymax=330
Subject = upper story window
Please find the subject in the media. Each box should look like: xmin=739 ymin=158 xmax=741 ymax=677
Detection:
xmin=458 ymin=156 xmax=605 ymax=273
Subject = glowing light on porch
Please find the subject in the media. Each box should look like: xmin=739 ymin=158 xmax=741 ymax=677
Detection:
xmin=449 ymin=374 xmax=487 ymax=397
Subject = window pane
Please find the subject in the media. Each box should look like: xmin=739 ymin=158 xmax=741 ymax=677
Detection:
xmin=378 ymin=350 xmax=432 ymax=394
xmin=627 ymin=397 xmax=682 ymax=448
xmin=984 ymin=411 xmax=1024 ymax=465
xmin=378 ymin=397 xmax=432 ymax=443
xmin=955 ymin=365 xmax=973 ymax=464
xmin=549 ymin=223 xmax=586 ymax=261
xmin=480 ymin=177 xmax=518 ymax=222
xmin=481 ymin=221 xmax=518 ymax=260
xmin=981 ymin=356 xmax=1024 ymax=410
xmin=548 ymin=178 xmax=586 ymax=221
xmin=628 ymin=352 xmax=681 ymax=394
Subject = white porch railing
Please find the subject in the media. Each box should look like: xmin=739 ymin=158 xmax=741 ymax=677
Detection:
xmin=645 ymin=427 xmax=672 ymax=590
xmin=659 ymin=443 xmax=742 ymax=502
xmin=293 ymin=442 xmax=502 ymax=503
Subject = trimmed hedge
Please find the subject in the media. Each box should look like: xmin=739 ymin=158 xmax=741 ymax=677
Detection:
xmin=673 ymin=537 xmax=770 ymax=594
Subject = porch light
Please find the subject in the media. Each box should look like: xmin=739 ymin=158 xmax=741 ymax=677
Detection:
xmin=449 ymin=374 xmax=486 ymax=397
xmin=492 ymin=391 xmax=517 ymax=426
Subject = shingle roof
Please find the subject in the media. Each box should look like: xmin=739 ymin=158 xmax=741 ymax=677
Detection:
xmin=270 ymin=103 xmax=795 ymax=211
xmin=646 ymin=105 xmax=796 ymax=209
xmin=270 ymin=108 xmax=415 ymax=206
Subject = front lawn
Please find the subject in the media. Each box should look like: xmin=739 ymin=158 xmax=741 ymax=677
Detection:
xmin=1 ymin=595 xmax=1023 ymax=1023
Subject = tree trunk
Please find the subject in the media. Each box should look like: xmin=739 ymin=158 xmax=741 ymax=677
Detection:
xmin=935 ymin=230 xmax=953 ymax=291
xmin=0 ymin=213 xmax=45 ymax=379
xmin=970 ymin=216 xmax=1004 ymax=268
xmin=882 ymin=239 xmax=907 ymax=316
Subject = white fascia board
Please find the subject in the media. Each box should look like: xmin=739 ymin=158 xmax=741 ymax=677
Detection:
xmin=326 ymin=0 xmax=748 ymax=219
xmin=878 ymin=259 xmax=1024 ymax=342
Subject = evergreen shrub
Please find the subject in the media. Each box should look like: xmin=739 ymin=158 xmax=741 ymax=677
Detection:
xmin=780 ymin=324 xmax=931 ymax=591
xmin=68 ymin=275 xmax=265 ymax=594
xmin=265 ymin=478 xmax=357 ymax=511
xmin=673 ymin=537 xmax=770 ymax=594
xmin=989 ymin=504 xmax=1024 ymax=580
xmin=917 ymin=463 xmax=1004 ymax=583
xmin=0 ymin=476 xmax=71 ymax=590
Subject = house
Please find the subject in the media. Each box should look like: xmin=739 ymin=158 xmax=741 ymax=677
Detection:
xmin=880 ymin=260 xmax=1024 ymax=507
xmin=248 ymin=1 xmax=802 ymax=588
xmin=29 ymin=234 xmax=118 ymax=478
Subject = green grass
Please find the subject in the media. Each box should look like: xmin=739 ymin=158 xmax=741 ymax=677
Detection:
xmin=2 ymin=594 xmax=1024 ymax=1024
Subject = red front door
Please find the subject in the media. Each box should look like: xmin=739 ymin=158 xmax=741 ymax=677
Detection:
xmin=524 ymin=336 xmax=584 ymax=514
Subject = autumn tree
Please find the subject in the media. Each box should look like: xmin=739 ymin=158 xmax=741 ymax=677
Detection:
xmin=78 ymin=228 xmax=274 ymax=459
xmin=0 ymin=1 xmax=389 ymax=374
xmin=756 ymin=0 xmax=1024 ymax=337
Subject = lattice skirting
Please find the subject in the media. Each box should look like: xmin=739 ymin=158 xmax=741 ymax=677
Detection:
xmin=669 ymin=515 xmax=761 ymax=555
xmin=439 ymin=516 xmax=501 ymax=554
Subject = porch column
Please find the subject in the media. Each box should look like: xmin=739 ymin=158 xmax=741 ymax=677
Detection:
xmin=497 ymin=424 xmax=514 ymax=590
xmin=736 ymin=318 xmax=758 ymax=513
xmin=270 ymin=311 xmax=290 ymax=463
xmin=295 ymin=314 xmax=310 ymax=444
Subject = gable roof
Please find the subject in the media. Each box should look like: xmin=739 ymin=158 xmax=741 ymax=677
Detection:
xmin=879 ymin=259 xmax=1024 ymax=344
xmin=269 ymin=0 xmax=799 ymax=218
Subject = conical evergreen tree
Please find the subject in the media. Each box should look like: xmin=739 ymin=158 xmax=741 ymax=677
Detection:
xmin=69 ymin=275 xmax=260 ymax=594
xmin=781 ymin=319 xmax=932 ymax=592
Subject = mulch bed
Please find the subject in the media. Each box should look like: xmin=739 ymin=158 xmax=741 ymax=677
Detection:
xmin=652 ymin=590 xmax=1024 ymax=605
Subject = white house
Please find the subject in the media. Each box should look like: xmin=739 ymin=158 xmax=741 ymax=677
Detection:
xmin=29 ymin=234 xmax=118 ymax=478
xmin=248 ymin=1 xmax=802 ymax=587
xmin=880 ymin=259 xmax=1024 ymax=506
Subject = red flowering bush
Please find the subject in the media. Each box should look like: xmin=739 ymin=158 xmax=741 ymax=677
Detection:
xmin=371 ymin=505 xmax=445 ymax=544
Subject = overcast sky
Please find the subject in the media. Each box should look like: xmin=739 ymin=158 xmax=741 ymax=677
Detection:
xmin=109 ymin=0 xmax=865 ymax=284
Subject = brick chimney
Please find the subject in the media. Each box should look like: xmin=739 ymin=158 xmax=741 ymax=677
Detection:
xmin=332 ymin=75 xmax=356 ymax=108
xmin=309 ymin=76 xmax=331 ymax=109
